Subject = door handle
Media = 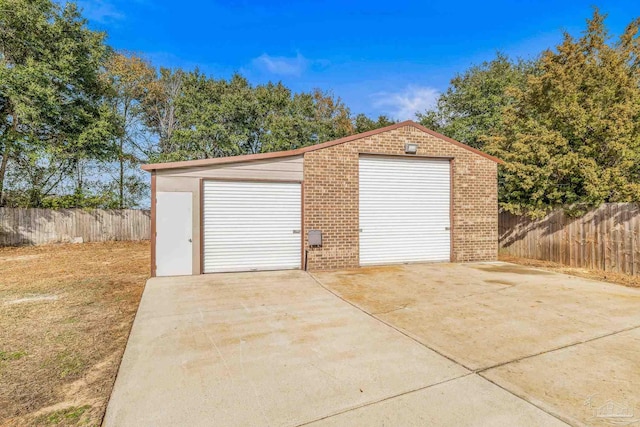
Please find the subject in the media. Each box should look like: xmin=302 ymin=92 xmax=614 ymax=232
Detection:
xmin=188 ymin=238 xmax=192 ymax=242
xmin=293 ymin=230 xmax=301 ymax=234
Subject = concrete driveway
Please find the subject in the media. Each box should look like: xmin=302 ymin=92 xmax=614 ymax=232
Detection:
xmin=313 ymin=262 xmax=640 ymax=426
xmin=104 ymin=263 xmax=640 ymax=426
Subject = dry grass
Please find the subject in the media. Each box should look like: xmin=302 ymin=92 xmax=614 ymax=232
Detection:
xmin=0 ymin=241 xmax=149 ymax=426
xmin=499 ymin=254 xmax=640 ymax=288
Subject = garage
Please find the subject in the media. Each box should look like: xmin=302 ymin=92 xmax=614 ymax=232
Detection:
xmin=359 ymin=156 xmax=451 ymax=265
xmin=143 ymin=120 xmax=501 ymax=276
xmin=202 ymin=180 xmax=301 ymax=273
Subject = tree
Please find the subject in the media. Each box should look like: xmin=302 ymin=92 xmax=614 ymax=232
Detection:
xmin=418 ymin=53 xmax=531 ymax=150
xmin=306 ymin=88 xmax=353 ymax=142
xmin=256 ymin=86 xmax=353 ymax=153
xmin=163 ymin=72 xmax=247 ymax=161
xmin=353 ymin=114 xmax=396 ymax=133
xmin=0 ymin=0 xmax=113 ymax=206
xmin=102 ymin=52 xmax=155 ymax=208
xmin=484 ymin=10 xmax=640 ymax=217
xmin=143 ymin=67 xmax=184 ymax=155
xmin=158 ymin=73 xmax=356 ymax=161
xmin=247 ymin=81 xmax=298 ymax=153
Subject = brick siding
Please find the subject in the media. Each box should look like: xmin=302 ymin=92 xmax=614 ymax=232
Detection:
xmin=303 ymin=124 xmax=498 ymax=270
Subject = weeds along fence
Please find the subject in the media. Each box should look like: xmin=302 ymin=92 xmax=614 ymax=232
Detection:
xmin=499 ymin=203 xmax=640 ymax=275
xmin=0 ymin=208 xmax=151 ymax=247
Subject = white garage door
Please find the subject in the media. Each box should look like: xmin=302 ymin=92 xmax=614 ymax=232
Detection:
xmin=203 ymin=180 xmax=301 ymax=273
xmin=359 ymin=156 xmax=451 ymax=265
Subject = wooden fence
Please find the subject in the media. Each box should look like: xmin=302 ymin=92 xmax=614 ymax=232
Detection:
xmin=499 ymin=203 xmax=640 ymax=275
xmin=0 ymin=208 xmax=151 ymax=247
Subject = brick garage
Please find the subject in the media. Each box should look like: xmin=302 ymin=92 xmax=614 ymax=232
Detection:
xmin=304 ymin=123 xmax=499 ymax=270
xmin=144 ymin=121 xmax=501 ymax=276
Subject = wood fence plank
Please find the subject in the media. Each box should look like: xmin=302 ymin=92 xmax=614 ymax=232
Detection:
xmin=499 ymin=203 xmax=640 ymax=277
xmin=624 ymin=205 xmax=631 ymax=274
xmin=0 ymin=208 xmax=150 ymax=247
xmin=632 ymin=209 xmax=638 ymax=276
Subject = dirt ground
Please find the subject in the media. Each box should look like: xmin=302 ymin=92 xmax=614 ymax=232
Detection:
xmin=0 ymin=241 xmax=149 ymax=427
xmin=499 ymin=254 xmax=640 ymax=288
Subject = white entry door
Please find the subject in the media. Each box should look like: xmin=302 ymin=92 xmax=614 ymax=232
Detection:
xmin=203 ymin=180 xmax=301 ymax=273
xmin=156 ymin=192 xmax=193 ymax=276
xmin=359 ymin=156 xmax=451 ymax=265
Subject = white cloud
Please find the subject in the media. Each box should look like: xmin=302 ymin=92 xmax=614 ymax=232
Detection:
xmin=252 ymin=53 xmax=309 ymax=77
xmin=372 ymin=85 xmax=440 ymax=121
xmin=77 ymin=0 xmax=124 ymax=24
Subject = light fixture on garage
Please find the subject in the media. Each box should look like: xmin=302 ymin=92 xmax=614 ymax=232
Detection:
xmin=405 ymin=143 xmax=418 ymax=154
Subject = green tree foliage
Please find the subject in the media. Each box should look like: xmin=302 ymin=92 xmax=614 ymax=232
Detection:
xmin=0 ymin=0 xmax=114 ymax=206
xmin=255 ymin=87 xmax=353 ymax=153
xmin=142 ymin=67 xmax=183 ymax=154
xmin=102 ymin=52 xmax=155 ymax=208
xmin=0 ymin=0 xmax=401 ymax=208
xmin=16 ymin=2 xmax=639 ymax=217
xmin=418 ymin=53 xmax=531 ymax=150
xmin=353 ymin=114 xmax=396 ymax=133
xmin=162 ymin=72 xmax=251 ymax=160
xmin=485 ymin=11 xmax=640 ymax=217
xmin=150 ymin=73 xmax=355 ymax=162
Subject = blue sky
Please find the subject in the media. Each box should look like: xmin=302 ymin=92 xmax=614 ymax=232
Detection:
xmin=78 ymin=0 xmax=640 ymax=120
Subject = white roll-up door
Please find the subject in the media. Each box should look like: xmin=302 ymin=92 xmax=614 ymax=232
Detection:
xmin=359 ymin=156 xmax=451 ymax=265
xmin=203 ymin=180 xmax=301 ymax=273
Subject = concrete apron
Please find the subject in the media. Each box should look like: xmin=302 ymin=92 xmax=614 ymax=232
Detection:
xmin=313 ymin=262 xmax=640 ymax=427
xmin=103 ymin=270 xmax=565 ymax=427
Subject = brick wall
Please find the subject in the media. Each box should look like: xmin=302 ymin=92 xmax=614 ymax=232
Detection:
xmin=303 ymin=124 xmax=498 ymax=270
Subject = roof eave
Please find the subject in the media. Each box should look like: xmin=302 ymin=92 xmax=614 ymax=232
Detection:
xmin=141 ymin=120 xmax=502 ymax=172
xmin=141 ymin=150 xmax=305 ymax=172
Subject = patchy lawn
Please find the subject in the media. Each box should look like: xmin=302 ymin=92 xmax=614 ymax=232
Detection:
xmin=500 ymin=254 xmax=640 ymax=288
xmin=0 ymin=241 xmax=149 ymax=426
